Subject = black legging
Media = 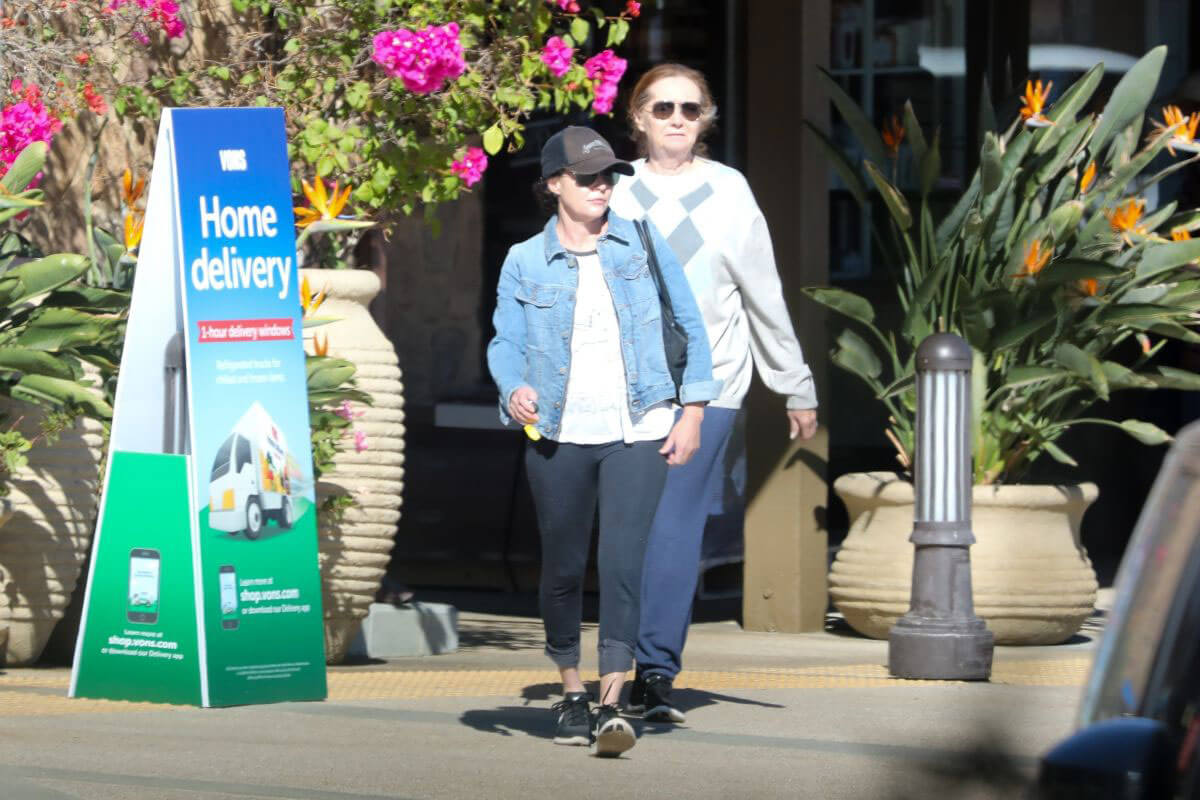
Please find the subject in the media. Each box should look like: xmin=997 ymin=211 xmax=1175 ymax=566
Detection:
xmin=524 ymin=437 xmax=667 ymax=676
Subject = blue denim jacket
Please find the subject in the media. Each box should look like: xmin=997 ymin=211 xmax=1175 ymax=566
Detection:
xmin=487 ymin=212 xmax=720 ymax=439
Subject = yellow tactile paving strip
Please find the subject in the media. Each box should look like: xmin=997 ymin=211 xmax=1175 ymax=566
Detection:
xmin=0 ymin=658 xmax=1090 ymax=716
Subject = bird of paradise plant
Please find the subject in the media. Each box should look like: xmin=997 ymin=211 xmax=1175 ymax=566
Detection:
xmin=807 ymin=47 xmax=1200 ymax=484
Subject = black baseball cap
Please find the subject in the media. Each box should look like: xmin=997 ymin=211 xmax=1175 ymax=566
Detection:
xmin=541 ymin=126 xmax=634 ymax=179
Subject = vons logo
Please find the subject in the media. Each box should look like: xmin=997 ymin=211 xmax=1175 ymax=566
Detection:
xmin=218 ymin=149 xmax=247 ymax=172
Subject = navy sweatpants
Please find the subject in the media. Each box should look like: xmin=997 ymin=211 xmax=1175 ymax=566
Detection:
xmin=636 ymin=407 xmax=739 ymax=678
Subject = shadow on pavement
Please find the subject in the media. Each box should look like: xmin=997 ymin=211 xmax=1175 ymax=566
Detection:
xmin=884 ymin=726 xmax=1033 ymax=800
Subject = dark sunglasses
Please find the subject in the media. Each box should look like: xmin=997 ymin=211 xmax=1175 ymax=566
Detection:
xmin=650 ymin=100 xmax=703 ymax=121
xmin=568 ymin=169 xmax=617 ymax=188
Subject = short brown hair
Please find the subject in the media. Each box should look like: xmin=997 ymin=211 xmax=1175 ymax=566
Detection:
xmin=626 ymin=63 xmax=719 ymax=158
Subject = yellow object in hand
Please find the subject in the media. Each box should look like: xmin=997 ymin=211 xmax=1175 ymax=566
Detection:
xmin=523 ymin=424 xmax=542 ymax=441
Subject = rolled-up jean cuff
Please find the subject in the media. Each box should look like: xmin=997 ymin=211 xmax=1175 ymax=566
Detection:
xmin=545 ymin=642 xmax=580 ymax=670
xmin=598 ymin=638 xmax=635 ymax=676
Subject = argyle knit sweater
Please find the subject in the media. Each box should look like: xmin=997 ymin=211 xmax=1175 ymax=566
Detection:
xmin=609 ymin=157 xmax=817 ymax=410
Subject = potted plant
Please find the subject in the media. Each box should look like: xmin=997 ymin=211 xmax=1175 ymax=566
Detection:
xmin=805 ymin=46 xmax=1200 ymax=644
xmin=0 ymin=142 xmax=126 ymax=665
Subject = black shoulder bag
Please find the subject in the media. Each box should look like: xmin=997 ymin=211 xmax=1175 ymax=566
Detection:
xmin=634 ymin=218 xmax=688 ymax=397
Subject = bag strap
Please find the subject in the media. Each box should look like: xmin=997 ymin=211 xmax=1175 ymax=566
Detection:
xmin=635 ymin=218 xmax=673 ymax=310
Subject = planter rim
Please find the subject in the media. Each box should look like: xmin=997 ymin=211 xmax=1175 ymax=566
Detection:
xmin=299 ymin=267 xmax=381 ymax=303
xmin=833 ymin=470 xmax=1099 ymax=506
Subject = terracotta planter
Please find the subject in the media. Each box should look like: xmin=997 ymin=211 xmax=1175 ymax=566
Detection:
xmin=0 ymin=410 xmax=104 ymax=666
xmin=300 ymin=269 xmax=405 ymax=664
xmin=829 ymin=472 xmax=1099 ymax=645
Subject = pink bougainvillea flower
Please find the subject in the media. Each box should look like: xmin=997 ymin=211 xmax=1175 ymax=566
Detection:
xmin=372 ymin=23 xmax=465 ymax=94
xmin=584 ymin=49 xmax=627 ymax=114
xmin=551 ymin=0 xmax=580 ymax=12
xmin=107 ymin=0 xmax=186 ymax=39
xmin=0 ymin=82 xmax=63 ymax=186
xmin=625 ymin=0 xmax=641 ymax=17
xmin=540 ymin=36 xmax=574 ymax=78
xmin=451 ymin=146 xmax=488 ymax=187
xmin=354 ymin=430 xmax=369 ymax=453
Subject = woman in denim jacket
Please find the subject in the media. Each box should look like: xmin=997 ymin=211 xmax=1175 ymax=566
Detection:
xmin=488 ymin=126 xmax=719 ymax=757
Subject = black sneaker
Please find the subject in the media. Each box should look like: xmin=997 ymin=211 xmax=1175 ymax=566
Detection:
xmin=591 ymin=704 xmax=636 ymax=757
xmin=552 ymin=692 xmax=592 ymax=746
xmin=642 ymin=674 xmax=686 ymax=723
xmin=627 ymin=669 xmax=646 ymax=713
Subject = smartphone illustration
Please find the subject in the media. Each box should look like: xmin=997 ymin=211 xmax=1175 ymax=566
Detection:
xmin=126 ymin=548 xmax=161 ymax=624
xmin=219 ymin=565 xmax=239 ymax=630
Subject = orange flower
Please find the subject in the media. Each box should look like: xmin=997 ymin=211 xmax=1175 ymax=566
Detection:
xmin=881 ymin=115 xmax=905 ymax=159
xmin=1014 ymin=239 xmax=1052 ymax=277
xmin=122 ymin=168 xmax=145 ymax=208
xmin=1079 ymin=278 xmax=1098 ymax=297
xmin=294 ymin=175 xmax=351 ymax=228
xmin=123 ymin=212 xmax=144 ymax=251
xmin=1079 ymin=160 xmax=1096 ymax=194
xmin=1020 ymin=79 xmax=1053 ymax=125
xmin=1172 ymin=227 xmax=1193 ymax=242
xmin=299 ymin=275 xmax=328 ymax=316
xmin=1153 ymin=105 xmax=1200 ymax=156
xmin=312 ymin=333 xmax=329 ymax=357
xmin=1106 ymin=198 xmax=1147 ymax=245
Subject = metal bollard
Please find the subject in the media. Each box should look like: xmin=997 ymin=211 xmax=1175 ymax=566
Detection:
xmin=888 ymin=333 xmax=994 ymax=680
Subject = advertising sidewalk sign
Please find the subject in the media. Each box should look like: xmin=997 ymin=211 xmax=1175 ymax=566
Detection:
xmin=69 ymin=108 xmax=327 ymax=707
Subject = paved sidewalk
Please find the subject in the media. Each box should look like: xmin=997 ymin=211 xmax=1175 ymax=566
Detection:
xmin=0 ymin=603 xmax=1104 ymax=800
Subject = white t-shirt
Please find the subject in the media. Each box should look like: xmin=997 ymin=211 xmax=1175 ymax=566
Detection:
xmin=556 ymin=251 xmax=675 ymax=444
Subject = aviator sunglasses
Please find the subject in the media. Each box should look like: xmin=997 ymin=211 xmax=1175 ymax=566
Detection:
xmin=650 ymin=100 xmax=703 ymax=121
xmin=567 ymin=169 xmax=617 ymax=188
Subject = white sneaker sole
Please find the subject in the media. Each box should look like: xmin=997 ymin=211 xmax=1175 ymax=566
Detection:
xmin=643 ymin=704 xmax=686 ymax=723
xmin=553 ymin=733 xmax=591 ymax=746
xmin=592 ymin=718 xmax=636 ymax=757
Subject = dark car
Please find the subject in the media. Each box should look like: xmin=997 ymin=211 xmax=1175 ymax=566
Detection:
xmin=1037 ymin=422 xmax=1200 ymax=799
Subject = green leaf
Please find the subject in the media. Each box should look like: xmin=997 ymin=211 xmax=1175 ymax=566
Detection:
xmin=1097 ymin=303 xmax=1181 ymax=324
xmin=8 ymin=254 xmax=90 ymax=304
xmin=801 ymin=286 xmax=876 ymax=325
xmin=482 ymin=124 xmax=504 ymax=156
xmin=1115 ymin=419 xmax=1172 ymax=445
xmin=1154 ymin=366 xmax=1200 ymax=391
xmin=570 ymin=17 xmax=590 ymax=45
xmin=816 ymin=68 xmax=887 ymax=165
xmin=831 ymin=328 xmax=882 ymax=382
xmin=804 ymin=122 xmax=868 ymax=208
xmin=1035 ymin=257 xmax=1124 ymax=286
xmin=0 ymin=347 xmax=75 ymax=379
xmin=991 ymin=312 xmax=1056 ymax=350
xmin=1042 ymin=440 xmax=1079 ymax=467
xmin=999 ymin=366 xmax=1068 ymax=391
xmin=1055 ymin=342 xmax=1109 ymax=400
xmin=1091 ymin=45 xmax=1166 ymax=154
xmin=1034 ymin=63 xmax=1104 ymax=155
xmin=14 ymin=307 xmax=105 ymax=351
xmin=1137 ymin=239 xmax=1200 ymax=279
xmin=0 ymin=142 xmax=47 ymax=193
xmin=980 ymin=133 xmax=1005 ymax=198
xmin=12 ymin=374 xmax=112 ymax=419
xmin=863 ymin=160 xmax=911 ymax=230
xmin=902 ymin=100 xmax=927 ymax=166
xmin=1100 ymin=361 xmax=1157 ymax=389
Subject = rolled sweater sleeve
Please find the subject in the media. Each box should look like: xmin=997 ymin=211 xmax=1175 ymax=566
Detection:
xmin=727 ymin=209 xmax=818 ymax=410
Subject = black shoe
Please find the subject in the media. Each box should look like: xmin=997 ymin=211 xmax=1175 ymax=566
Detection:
xmin=591 ymin=704 xmax=636 ymax=757
xmin=642 ymin=674 xmax=686 ymax=723
xmin=552 ymin=692 xmax=592 ymax=746
xmin=627 ymin=669 xmax=646 ymax=713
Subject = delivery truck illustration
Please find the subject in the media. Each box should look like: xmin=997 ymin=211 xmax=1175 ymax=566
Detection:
xmin=208 ymin=402 xmax=298 ymax=539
